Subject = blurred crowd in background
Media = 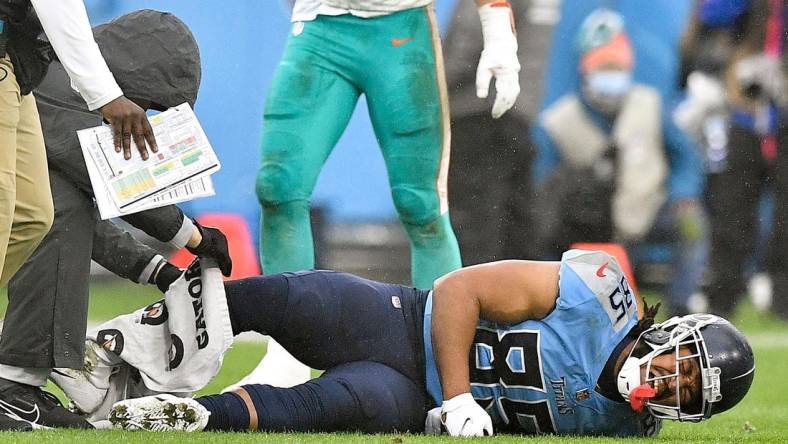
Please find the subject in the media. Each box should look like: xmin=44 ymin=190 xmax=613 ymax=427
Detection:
xmin=444 ymin=0 xmax=787 ymax=320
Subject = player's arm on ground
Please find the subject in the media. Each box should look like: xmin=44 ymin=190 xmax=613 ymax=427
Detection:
xmin=431 ymin=260 xmax=559 ymax=399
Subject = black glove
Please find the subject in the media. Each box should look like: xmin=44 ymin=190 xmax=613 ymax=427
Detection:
xmin=187 ymin=221 xmax=233 ymax=277
xmin=151 ymin=260 xmax=183 ymax=293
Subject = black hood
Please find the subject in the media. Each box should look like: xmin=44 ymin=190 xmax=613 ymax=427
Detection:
xmin=93 ymin=9 xmax=201 ymax=109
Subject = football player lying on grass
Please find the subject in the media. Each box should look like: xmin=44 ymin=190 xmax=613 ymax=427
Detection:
xmin=109 ymin=249 xmax=755 ymax=436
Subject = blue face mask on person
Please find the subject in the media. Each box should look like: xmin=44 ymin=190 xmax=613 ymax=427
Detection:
xmin=586 ymin=70 xmax=633 ymax=97
xmin=583 ymin=70 xmax=633 ymax=115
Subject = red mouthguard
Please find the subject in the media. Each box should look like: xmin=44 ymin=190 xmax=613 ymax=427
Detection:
xmin=629 ymin=384 xmax=656 ymax=412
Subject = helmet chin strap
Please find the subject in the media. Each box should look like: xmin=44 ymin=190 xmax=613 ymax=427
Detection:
xmin=617 ymin=356 xmax=657 ymax=412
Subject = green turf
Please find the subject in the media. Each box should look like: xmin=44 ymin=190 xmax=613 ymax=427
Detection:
xmin=0 ymin=281 xmax=786 ymax=442
xmin=0 ymin=281 xmax=164 ymax=324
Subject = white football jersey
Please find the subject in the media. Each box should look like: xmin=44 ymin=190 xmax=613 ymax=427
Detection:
xmin=322 ymin=0 xmax=432 ymax=12
xmin=292 ymin=0 xmax=432 ymax=21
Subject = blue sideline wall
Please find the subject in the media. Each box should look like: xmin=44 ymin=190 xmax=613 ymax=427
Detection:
xmin=85 ymin=0 xmax=460 ymax=251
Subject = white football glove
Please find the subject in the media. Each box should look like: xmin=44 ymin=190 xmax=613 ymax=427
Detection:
xmin=440 ymin=393 xmax=494 ymax=437
xmin=424 ymin=406 xmax=443 ymax=435
xmin=476 ymin=1 xmax=520 ymax=119
xmin=735 ymin=53 xmax=787 ymax=107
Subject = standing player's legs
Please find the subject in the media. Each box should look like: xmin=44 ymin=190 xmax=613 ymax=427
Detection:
xmin=0 ymin=58 xmax=21 ymax=289
xmin=0 ymin=60 xmax=45 ymax=432
xmin=449 ymin=112 xmax=535 ymax=265
xmin=362 ymin=7 xmax=461 ymax=289
xmin=767 ymin=121 xmax=788 ymax=319
xmin=253 ymin=21 xmax=361 ymax=387
xmin=5 ymin=170 xmax=92 ymax=371
xmin=650 ymin=200 xmax=709 ymax=315
xmin=0 ymin=79 xmax=85 ymax=428
xmin=0 ymin=74 xmax=55 ymax=385
xmin=0 ymin=93 xmax=52 ymax=286
xmin=706 ymin=127 xmax=765 ymax=318
xmin=256 ymin=23 xmax=360 ymax=274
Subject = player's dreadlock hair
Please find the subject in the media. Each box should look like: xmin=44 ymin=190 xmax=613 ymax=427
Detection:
xmin=628 ymin=299 xmax=661 ymax=337
xmin=624 ymin=299 xmax=663 ymax=360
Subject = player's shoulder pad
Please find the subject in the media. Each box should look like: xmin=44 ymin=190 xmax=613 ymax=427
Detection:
xmin=557 ymin=249 xmax=625 ymax=308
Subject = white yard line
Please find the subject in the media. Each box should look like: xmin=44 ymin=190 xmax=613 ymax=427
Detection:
xmin=745 ymin=332 xmax=788 ymax=349
xmin=232 ymin=331 xmax=267 ymax=344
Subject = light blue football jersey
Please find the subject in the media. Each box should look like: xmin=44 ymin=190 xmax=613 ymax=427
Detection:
xmin=423 ymin=249 xmax=661 ymax=436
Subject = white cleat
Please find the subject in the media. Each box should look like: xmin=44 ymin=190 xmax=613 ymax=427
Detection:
xmin=109 ymin=394 xmax=209 ymax=432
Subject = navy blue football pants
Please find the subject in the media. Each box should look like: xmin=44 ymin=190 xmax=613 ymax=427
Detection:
xmin=197 ymin=270 xmax=432 ymax=433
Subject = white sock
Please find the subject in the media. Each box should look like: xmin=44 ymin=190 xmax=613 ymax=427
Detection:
xmin=222 ymin=339 xmax=310 ymax=392
xmin=0 ymin=364 xmax=50 ymax=387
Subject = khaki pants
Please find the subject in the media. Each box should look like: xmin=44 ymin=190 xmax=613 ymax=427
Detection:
xmin=0 ymin=57 xmax=53 ymax=288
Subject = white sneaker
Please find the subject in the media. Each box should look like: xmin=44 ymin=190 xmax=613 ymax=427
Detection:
xmin=687 ymin=292 xmax=709 ymax=314
xmin=748 ymin=273 xmax=773 ymax=312
xmin=50 ymin=341 xmax=112 ymax=416
xmin=109 ymin=394 xmax=209 ymax=432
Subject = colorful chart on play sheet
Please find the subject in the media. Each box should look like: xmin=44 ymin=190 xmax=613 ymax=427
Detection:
xmin=78 ymin=103 xmax=220 ymax=219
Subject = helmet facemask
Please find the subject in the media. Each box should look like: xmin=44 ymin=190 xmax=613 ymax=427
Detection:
xmin=617 ymin=314 xmax=725 ymax=421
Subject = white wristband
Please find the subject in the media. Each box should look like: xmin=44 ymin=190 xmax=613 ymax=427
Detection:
xmin=442 ymin=392 xmax=476 ymax=410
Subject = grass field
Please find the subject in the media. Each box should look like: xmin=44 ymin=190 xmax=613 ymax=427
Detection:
xmin=0 ymin=280 xmax=786 ymax=443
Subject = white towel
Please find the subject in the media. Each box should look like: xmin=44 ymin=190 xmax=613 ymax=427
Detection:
xmin=51 ymin=258 xmax=234 ymax=423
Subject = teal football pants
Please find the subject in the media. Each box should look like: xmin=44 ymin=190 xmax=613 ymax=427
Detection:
xmin=256 ymin=7 xmax=461 ymax=288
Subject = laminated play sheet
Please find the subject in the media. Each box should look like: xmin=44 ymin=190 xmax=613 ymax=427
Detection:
xmin=78 ymin=103 xmax=220 ymax=219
